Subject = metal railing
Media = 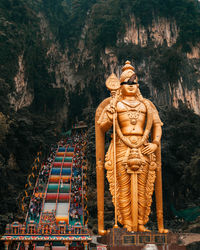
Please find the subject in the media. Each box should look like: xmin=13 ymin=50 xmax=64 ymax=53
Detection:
xmin=5 ymin=223 xmax=89 ymax=235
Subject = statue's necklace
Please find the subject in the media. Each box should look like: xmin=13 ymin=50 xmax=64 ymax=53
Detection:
xmin=121 ymin=100 xmax=140 ymax=108
xmin=122 ymin=100 xmax=141 ymax=127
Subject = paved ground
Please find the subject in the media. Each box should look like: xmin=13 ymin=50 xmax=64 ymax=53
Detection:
xmin=179 ymin=233 xmax=200 ymax=245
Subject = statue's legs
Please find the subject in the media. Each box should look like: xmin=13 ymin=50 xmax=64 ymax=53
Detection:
xmin=106 ymin=140 xmax=132 ymax=231
xmin=116 ymin=161 xmax=132 ymax=230
xmin=107 ymin=139 xmax=153 ymax=232
xmin=138 ymin=164 xmax=150 ymax=231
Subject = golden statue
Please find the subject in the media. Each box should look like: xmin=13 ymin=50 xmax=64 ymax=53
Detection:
xmin=95 ymin=61 xmax=168 ymax=235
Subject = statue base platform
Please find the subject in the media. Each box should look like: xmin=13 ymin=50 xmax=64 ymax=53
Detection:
xmin=97 ymin=228 xmax=187 ymax=249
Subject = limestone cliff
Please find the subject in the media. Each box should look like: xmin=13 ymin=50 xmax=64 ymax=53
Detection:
xmin=8 ymin=55 xmax=33 ymax=111
xmin=98 ymin=15 xmax=200 ymax=114
xmin=122 ymin=16 xmax=179 ymax=47
xmin=2 ymin=1 xmax=200 ymax=116
xmin=35 ymin=11 xmax=200 ymax=116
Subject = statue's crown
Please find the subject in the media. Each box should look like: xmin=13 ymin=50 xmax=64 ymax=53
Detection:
xmin=122 ymin=60 xmax=135 ymax=72
xmin=120 ymin=60 xmax=136 ymax=83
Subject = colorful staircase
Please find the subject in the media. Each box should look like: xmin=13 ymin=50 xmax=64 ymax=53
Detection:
xmin=2 ymin=128 xmax=91 ymax=250
xmin=41 ymin=146 xmax=74 ymax=224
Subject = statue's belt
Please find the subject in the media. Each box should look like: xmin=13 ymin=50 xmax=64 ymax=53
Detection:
xmin=111 ymin=138 xmax=151 ymax=165
xmin=116 ymin=134 xmax=144 ymax=144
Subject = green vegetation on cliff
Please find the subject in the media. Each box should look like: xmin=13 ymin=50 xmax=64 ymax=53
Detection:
xmin=0 ymin=0 xmax=66 ymax=233
xmin=161 ymin=103 xmax=200 ymax=208
xmin=87 ymin=0 xmax=200 ymax=52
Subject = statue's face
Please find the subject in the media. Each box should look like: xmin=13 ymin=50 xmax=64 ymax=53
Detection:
xmin=121 ymin=83 xmax=139 ymax=96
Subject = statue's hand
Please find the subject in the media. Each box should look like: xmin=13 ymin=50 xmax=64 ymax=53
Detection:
xmin=141 ymin=143 xmax=157 ymax=155
xmin=106 ymin=103 xmax=115 ymax=114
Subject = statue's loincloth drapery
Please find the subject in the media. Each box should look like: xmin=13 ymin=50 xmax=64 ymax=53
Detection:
xmin=105 ymin=135 xmax=156 ymax=227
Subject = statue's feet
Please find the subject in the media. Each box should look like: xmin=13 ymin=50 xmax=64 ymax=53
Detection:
xmin=124 ymin=224 xmax=132 ymax=232
xmin=138 ymin=224 xmax=151 ymax=232
xmin=158 ymin=228 xmax=169 ymax=233
xmin=98 ymin=229 xmax=107 ymax=235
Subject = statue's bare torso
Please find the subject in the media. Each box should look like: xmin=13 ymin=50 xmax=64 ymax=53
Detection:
xmin=117 ymin=100 xmax=147 ymax=135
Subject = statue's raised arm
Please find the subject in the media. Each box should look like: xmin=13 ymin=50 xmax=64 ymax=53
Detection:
xmin=95 ymin=61 xmax=168 ymax=235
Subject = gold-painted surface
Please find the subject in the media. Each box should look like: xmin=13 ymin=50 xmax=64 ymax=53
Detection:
xmin=113 ymin=112 xmax=118 ymax=228
xmin=95 ymin=60 xmax=168 ymax=234
xmin=106 ymin=73 xmax=120 ymax=91
xmin=131 ymin=173 xmax=138 ymax=231
xmin=95 ymin=97 xmax=112 ymax=236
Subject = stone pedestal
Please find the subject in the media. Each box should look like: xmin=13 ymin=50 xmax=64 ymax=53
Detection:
xmin=97 ymin=228 xmax=186 ymax=250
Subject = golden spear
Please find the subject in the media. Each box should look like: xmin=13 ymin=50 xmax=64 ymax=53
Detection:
xmin=105 ymin=73 xmax=120 ymax=229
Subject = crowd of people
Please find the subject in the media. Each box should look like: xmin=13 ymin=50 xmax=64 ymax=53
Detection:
xmin=29 ymin=196 xmax=42 ymax=221
xmin=35 ymin=145 xmax=57 ymax=194
xmin=69 ymin=132 xmax=87 ymax=223
xmin=28 ymin=144 xmax=58 ymax=221
xmin=70 ymin=175 xmax=83 ymax=221
xmin=27 ymin=129 xmax=88 ymax=225
xmin=35 ymin=165 xmax=50 ymax=193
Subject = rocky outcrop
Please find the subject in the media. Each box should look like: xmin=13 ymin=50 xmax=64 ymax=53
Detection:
xmin=172 ymin=81 xmax=200 ymax=114
xmin=101 ymin=48 xmax=200 ymax=114
xmin=7 ymin=153 xmax=18 ymax=171
xmin=101 ymin=15 xmax=200 ymax=115
xmin=8 ymin=55 xmax=33 ymax=111
xmin=7 ymin=9 xmax=200 ymax=117
xmin=38 ymin=12 xmax=78 ymax=91
xmin=108 ymin=16 xmax=199 ymax=115
xmin=187 ymin=44 xmax=200 ymax=59
xmin=122 ymin=16 xmax=179 ymax=47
